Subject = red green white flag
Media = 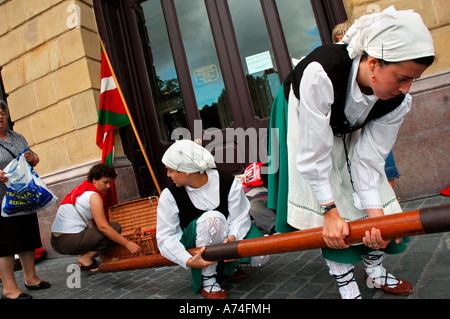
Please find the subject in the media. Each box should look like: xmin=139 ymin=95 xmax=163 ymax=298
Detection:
xmin=96 ymin=45 xmax=130 ymax=208
xmin=96 ymin=47 xmax=130 ymax=166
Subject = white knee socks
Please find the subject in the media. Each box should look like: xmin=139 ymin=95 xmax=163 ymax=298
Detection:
xmin=326 ymin=251 xmax=402 ymax=298
xmin=326 ymin=259 xmax=362 ymax=299
xmin=196 ymin=211 xmax=229 ymax=293
xmin=195 ymin=211 xmax=269 ymax=292
xmin=362 ymin=251 xmax=400 ymax=288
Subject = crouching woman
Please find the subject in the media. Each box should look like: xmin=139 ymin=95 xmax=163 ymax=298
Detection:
xmin=51 ymin=163 xmax=141 ymax=272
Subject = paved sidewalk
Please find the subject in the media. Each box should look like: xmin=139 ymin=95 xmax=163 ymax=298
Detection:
xmin=2 ymin=195 xmax=450 ymax=304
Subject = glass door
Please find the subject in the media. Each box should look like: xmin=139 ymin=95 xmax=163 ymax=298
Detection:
xmin=136 ymin=1 xmax=185 ymax=143
xmin=227 ymin=0 xmax=322 ymax=123
xmin=173 ymin=0 xmax=232 ymax=132
xmin=137 ymin=0 xmax=233 ymax=143
xmin=223 ymin=0 xmax=322 ymax=165
xmin=228 ymin=0 xmax=281 ymax=120
xmin=134 ymin=0 xmax=323 ymax=173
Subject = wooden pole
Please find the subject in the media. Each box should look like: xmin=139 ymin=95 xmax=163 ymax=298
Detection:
xmin=99 ymin=37 xmax=161 ymax=195
xmin=99 ymin=204 xmax=450 ymax=272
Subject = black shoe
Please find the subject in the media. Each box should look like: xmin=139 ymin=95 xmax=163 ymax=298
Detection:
xmin=1 ymin=292 xmax=33 ymax=299
xmin=24 ymin=281 xmax=51 ymax=290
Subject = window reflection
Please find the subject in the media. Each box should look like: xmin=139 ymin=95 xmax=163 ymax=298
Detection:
xmin=228 ymin=0 xmax=280 ymax=119
xmin=275 ymin=0 xmax=322 ymax=65
xmin=137 ymin=1 xmax=187 ymax=142
xmin=228 ymin=0 xmax=322 ymax=119
xmin=174 ymin=0 xmax=232 ymax=131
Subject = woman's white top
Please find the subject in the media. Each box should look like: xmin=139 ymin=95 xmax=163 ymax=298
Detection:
xmin=296 ymin=55 xmax=411 ymax=208
xmin=156 ymin=169 xmax=251 ymax=269
xmin=51 ymin=191 xmax=96 ymax=234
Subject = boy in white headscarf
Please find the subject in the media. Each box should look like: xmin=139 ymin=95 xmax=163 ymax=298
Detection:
xmin=156 ymin=139 xmax=268 ymax=299
xmin=268 ymin=6 xmax=435 ymax=299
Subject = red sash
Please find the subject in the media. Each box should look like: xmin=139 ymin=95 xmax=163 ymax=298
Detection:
xmin=60 ymin=180 xmax=99 ymax=205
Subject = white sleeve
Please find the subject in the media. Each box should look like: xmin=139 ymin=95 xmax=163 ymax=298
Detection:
xmin=352 ymin=94 xmax=412 ymax=208
xmin=296 ymin=62 xmax=335 ymax=205
xmin=226 ymin=178 xmax=252 ymax=240
xmin=156 ymin=189 xmax=193 ymax=269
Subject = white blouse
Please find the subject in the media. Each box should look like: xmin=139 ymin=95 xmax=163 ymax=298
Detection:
xmin=156 ymin=169 xmax=251 ymax=269
xmin=51 ymin=191 xmax=96 ymax=234
xmin=296 ymin=55 xmax=411 ymax=209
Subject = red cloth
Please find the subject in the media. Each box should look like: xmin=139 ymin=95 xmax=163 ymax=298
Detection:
xmin=60 ymin=180 xmax=99 ymax=205
xmin=242 ymin=162 xmax=264 ymax=187
xmin=35 ymin=248 xmax=44 ymax=259
xmin=441 ymin=186 xmax=450 ymax=196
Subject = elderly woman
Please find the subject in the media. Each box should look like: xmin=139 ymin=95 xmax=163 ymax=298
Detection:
xmin=0 ymin=100 xmax=49 ymax=299
xmin=157 ymin=140 xmax=268 ymax=299
xmin=51 ymin=163 xmax=141 ymax=272
xmin=268 ymin=6 xmax=435 ymax=299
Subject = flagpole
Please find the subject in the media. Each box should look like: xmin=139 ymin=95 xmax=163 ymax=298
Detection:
xmin=99 ymin=36 xmax=161 ymax=195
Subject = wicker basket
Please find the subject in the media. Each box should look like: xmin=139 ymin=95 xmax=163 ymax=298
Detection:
xmin=101 ymin=196 xmax=159 ymax=262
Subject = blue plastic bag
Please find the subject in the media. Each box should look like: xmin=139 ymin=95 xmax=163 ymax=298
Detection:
xmin=1 ymin=148 xmax=57 ymax=217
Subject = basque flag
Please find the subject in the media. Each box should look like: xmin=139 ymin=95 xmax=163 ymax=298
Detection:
xmin=96 ymin=45 xmax=130 ymax=208
xmin=96 ymin=47 xmax=130 ymax=165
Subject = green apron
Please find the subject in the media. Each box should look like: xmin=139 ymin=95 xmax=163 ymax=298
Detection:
xmin=267 ymin=86 xmax=296 ymax=234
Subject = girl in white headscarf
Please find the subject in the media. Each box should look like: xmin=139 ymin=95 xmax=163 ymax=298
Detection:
xmin=156 ymin=139 xmax=268 ymax=299
xmin=268 ymin=6 xmax=434 ymax=299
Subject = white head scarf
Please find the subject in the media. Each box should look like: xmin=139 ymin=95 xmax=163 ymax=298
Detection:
xmin=162 ymin=139 xmax=216 ymax=174
xmin=342 ymin=6 xmax=434 ymax=62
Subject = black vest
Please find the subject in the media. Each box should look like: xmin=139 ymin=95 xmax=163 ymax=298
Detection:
xmin=283 ymin=44 xmax=405 ymax=135
xmin=168 ymin=170 xmax=235 ymax=230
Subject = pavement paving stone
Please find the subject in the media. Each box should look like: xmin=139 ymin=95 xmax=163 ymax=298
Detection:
xmin=1 ymin=194 xmax=449 ymax=303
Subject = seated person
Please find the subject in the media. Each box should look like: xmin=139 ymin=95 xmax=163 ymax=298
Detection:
xmin=156 ymin=140 xmax=269 ymax=299
xmin=51 ymin=163 xmax=141 ymax=272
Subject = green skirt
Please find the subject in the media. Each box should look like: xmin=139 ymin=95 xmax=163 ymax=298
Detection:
xmin=180 ymin=218 xmax=264 ymax=293
xmin=267 ymin=85 xmax=296 ymax=234
xmin=321 ymin=237 xmax=410 ymax=264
